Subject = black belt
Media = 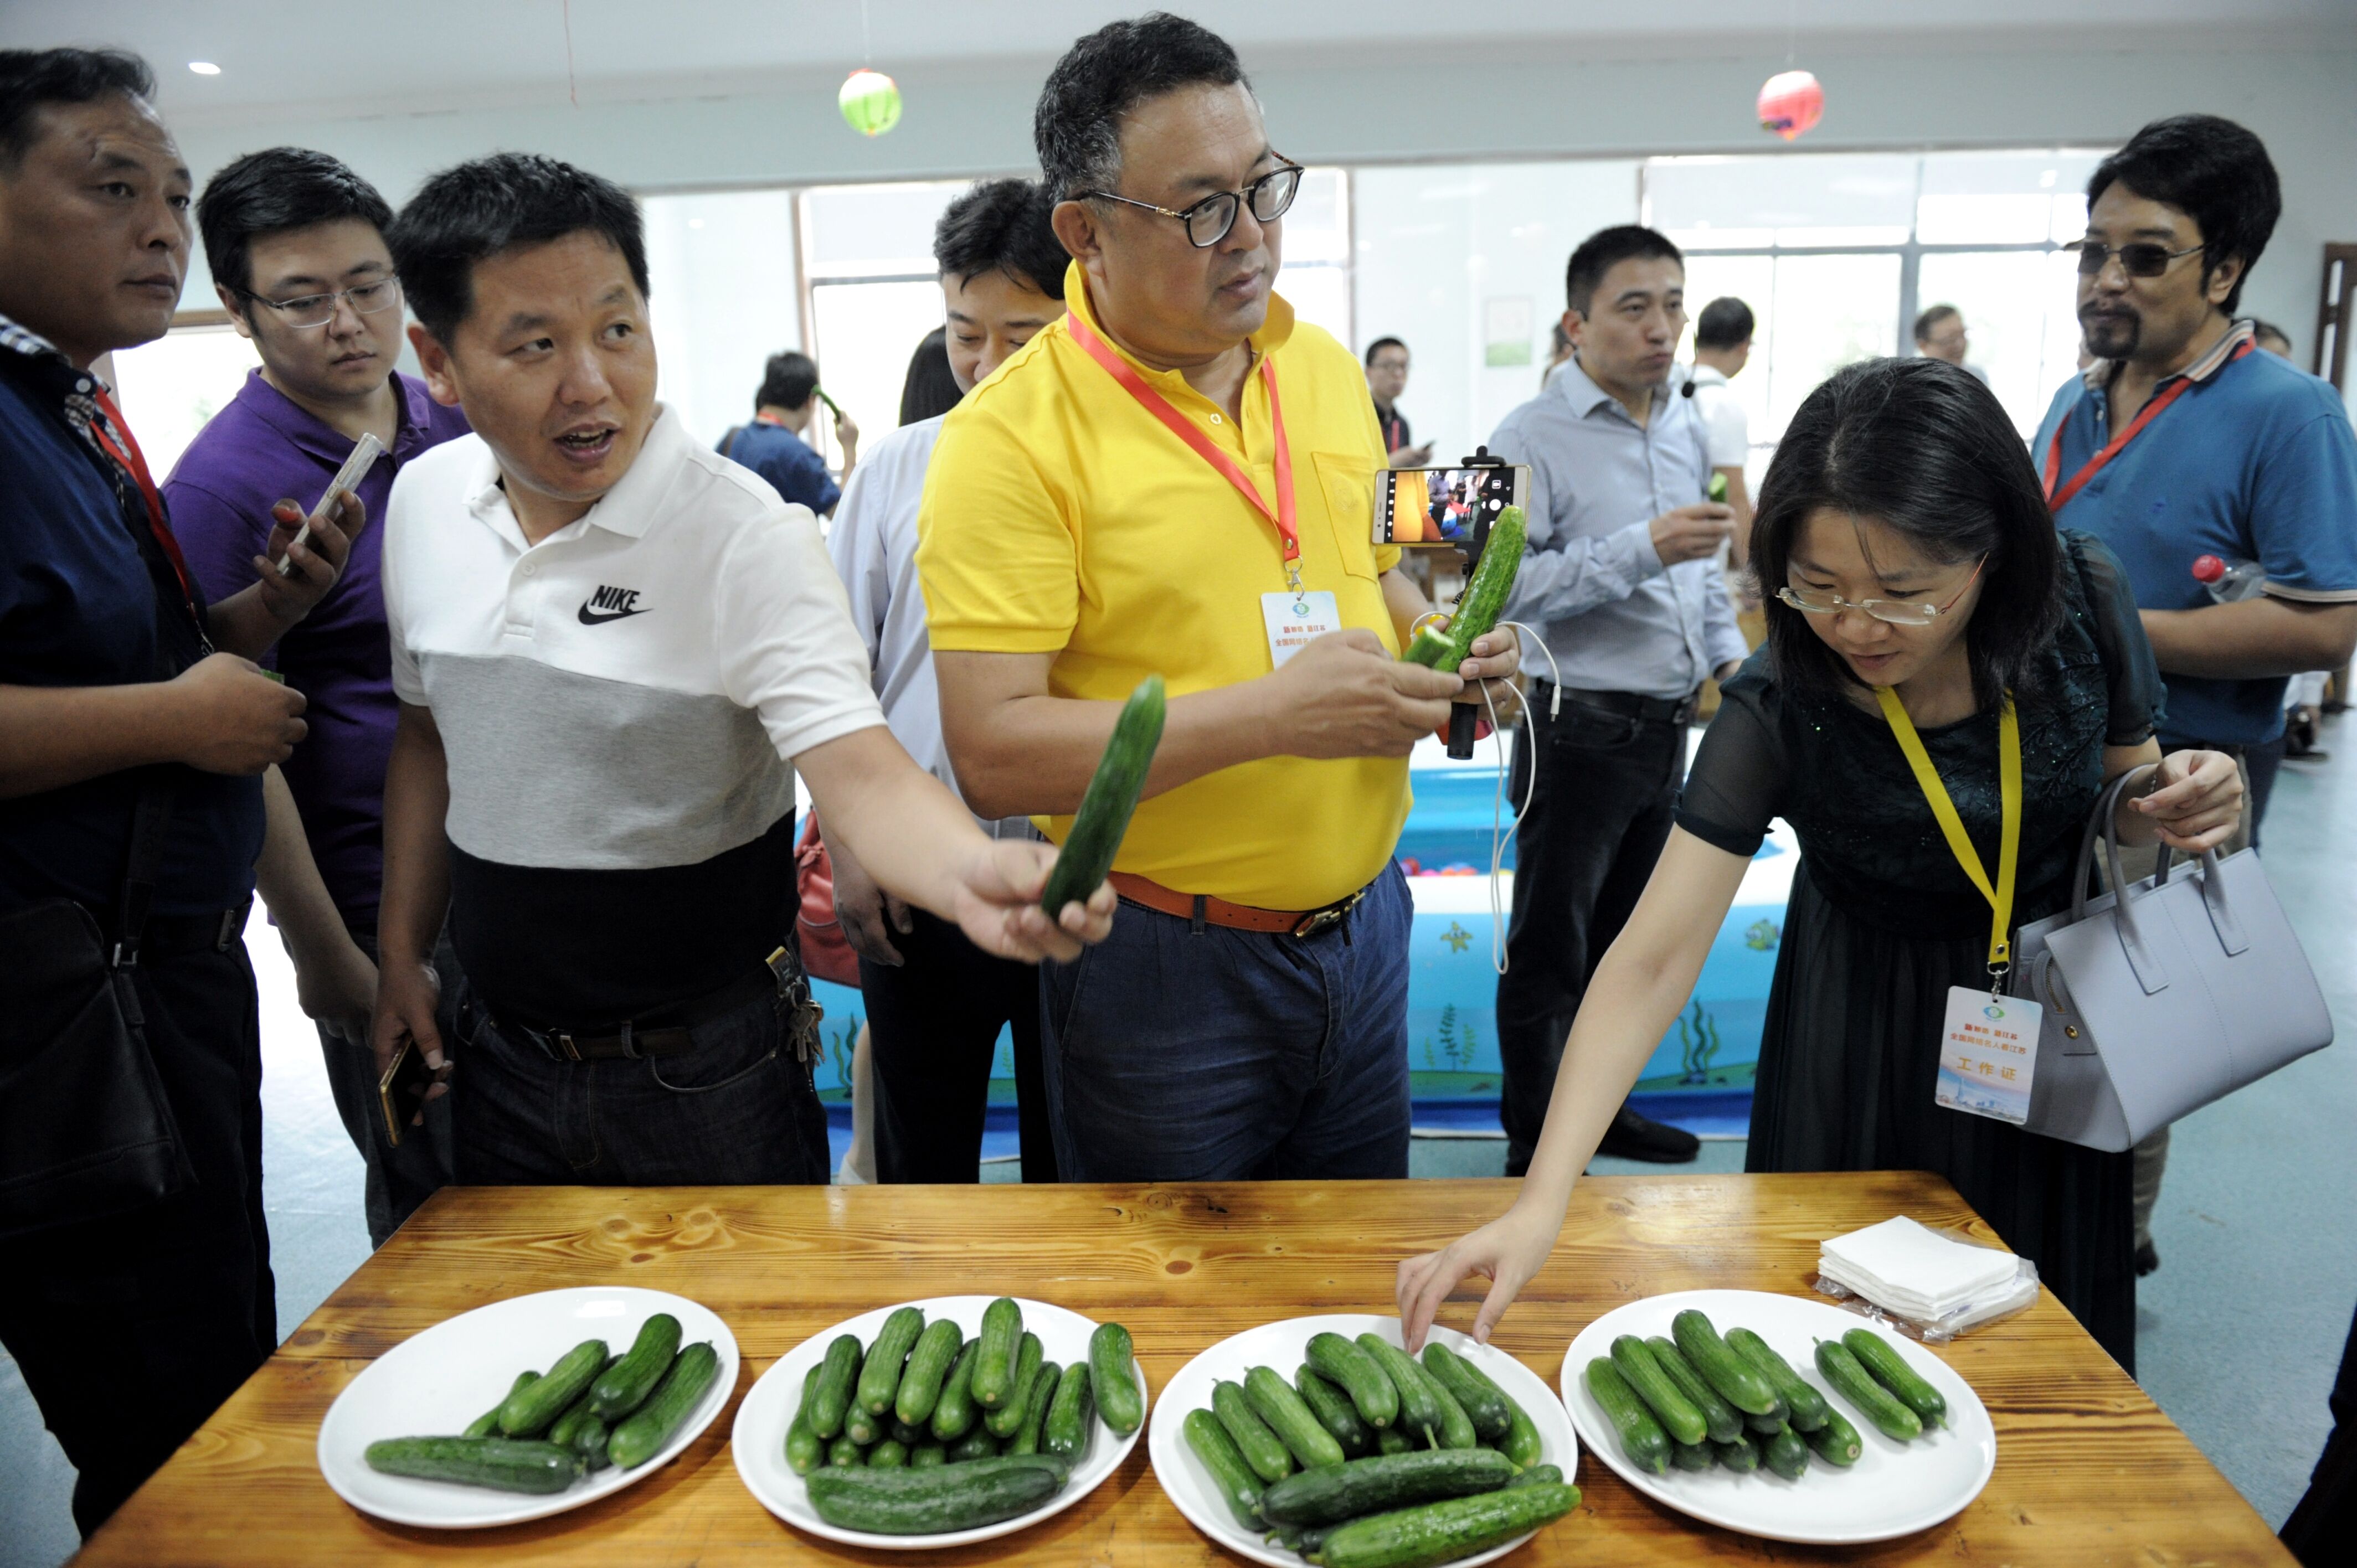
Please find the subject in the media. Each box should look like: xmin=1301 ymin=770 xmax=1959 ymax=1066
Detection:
xmin=102 ymin=899 xmax=251 ymax=962
xmin=501 ymin=956 xmax=808 ymax=1064
xmin=1531 ymin=682 xmax=1703 ymax=726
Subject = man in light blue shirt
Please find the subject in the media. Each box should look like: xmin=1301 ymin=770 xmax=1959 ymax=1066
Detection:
xmin=1486 ymin=224 xmax=1745 ymax=1174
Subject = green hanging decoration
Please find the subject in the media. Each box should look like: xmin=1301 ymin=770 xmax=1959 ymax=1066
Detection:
xmin=839 ymin=68 xmax=901 ymax=137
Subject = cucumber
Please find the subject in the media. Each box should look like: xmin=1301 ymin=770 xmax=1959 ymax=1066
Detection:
xmin=1671 ymin=1440 xmax=1713 ymax=1472
xmin=896 ymin=1319 xmax=965 ymax=1428
xmin=1726 ymin=1327 xmax=1831 ymax=1432
xmin=1214 ymin=1377 xmax=1293 ymax=1484
xmin=498 ymin=1340 xmax=610 ymax=1438
xmin=929 ymin=1340 xmax=982 ymax=1442
xmin=1313 ymin=1479 xmax=1581 ymax=1568
xmin=1043 ymin=1359 xmax=1096 ymax=1464
xmin=1814 ymin=1339 xmax=1922 ymax=1442
xmin=806 ymin=1459 xmax=1063 ymax=1535
xmin=809 ymin=1333 xmax=863 ymax=1441
xmin=946 ymin=1425 xmax=1000 ymax=1463
xmin=1644 ymin=1335 xmax=1743 ymax=1445
xmin=1295 ymin=1365 xmax=1375 ymax=1457
xmin=1609 ymin=1335 xmax=1708 ymax=1448
xmin=1418 ymin=1344 xmax=1510 ymax=1446
xmin=1708 ymin=471 xmax=1730 ymax=504
xmin=547 ymin=1356 xmax=622 ymax=1450
xmin=1671 ymin=1309 xmax=1778 ymax=1417
xmin=868 ymin=1438 xmax=908 ymax=1469
xmin=1499 ymin=1390 xmax=1544 ymax=1469
xmin=607 ymin=1340 xmax=721 ymax=1469
xmin=1506 ymin=1463 xmax=1564 ymax=1489
xmin=845 ymin=1403 xmax=882 ymax=1446
xmin=1806 ymin=1409 xmax=1862 ymax=1467
xmin=1375 ymin=1426 xmax=1415 ymax=1456
xmin=577 ymin=1415 xmax=611 ymax=1473
xmin=1843 ymin=1328 xmax=1947 ymax=1429
xmin=971 ymin=1298 xmax=1022 ymax=1411
xmin=465 ymin=1371 xmax=539 ymax=1438
xmin=364 ymin=1435 xmax=583 ymax=1494
xmin=828 ymin=1431 xmax=864 ymax=1467
xmin=889 ymin=1417 xmax=925 ymax=1448
xmin=1308 ymin=1332 xmax=1397 ymax=1431
xmin=984 ymin=1332 xmax=1044 ymax=1438
xmin=1246 ymin=1365 xmax=1347 ymax=1470
xmin=591 ymin=1313 xmax=682 ymax=1420
xmin=1258 ymin=1447 xmax=1517 ymax=1526
xmin=1712 ymin=1432 xmax=1761 ymax=1473
xmin=1763 ymin=1424 xmax=1810 ymax=1481
xmin=1039 ymin=675 xmax=1166 ymax=913
xmin=1009 ymin=1359 xmax=1061 ymax=1456
xmin=1420 ymin=1366 xmax=1478 ymax=1452
xmin=1746 ymin=1411 xmax=1788 ymax=1436
xmin=1583 ymin=1357 xmax=1668 ymax=1475
xmin=860 ymin=1307 xmax=927 ymax=1417
xmin=1355 ymin=1334 xmax=1442 ymax=1448
xmin=786 ymin=1413 xmax=824 ymax=1476
xmin=1401 ymin=505 xmax=1527 ymax=672
xmin=910 ymin=1442 xmax=947 ymax=1468
xmin=1185 ymin=1406 xmax=1265 ymax=1530
xmin=1089 ymin=1322 xmax=1144 ymax=1437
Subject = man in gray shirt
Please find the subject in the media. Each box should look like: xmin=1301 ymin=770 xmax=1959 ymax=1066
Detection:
xmin=1487 ymin=225 xmax=1744 ymax=1173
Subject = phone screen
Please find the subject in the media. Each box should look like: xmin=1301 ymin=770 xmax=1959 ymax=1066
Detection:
xmin=378 ymin=1037 xmax=433 ymax=1146
xmin=1375 ymin=465 xmax=1530 ymax=546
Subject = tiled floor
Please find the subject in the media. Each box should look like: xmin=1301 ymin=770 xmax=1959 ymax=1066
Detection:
xmin=6 ymin=726 xmax=2351 ymax=1562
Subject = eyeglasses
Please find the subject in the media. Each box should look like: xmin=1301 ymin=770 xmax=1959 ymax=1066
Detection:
xmin=238 ymin=275 xmax=402 ymax=329
xmin=1778 ymin=555 xmax=1987 ymax=626
xmin=2068 ymin=239 xmax=2204 ymax=278
xmin=1082 ymin=163 xmax=1303 ymax=249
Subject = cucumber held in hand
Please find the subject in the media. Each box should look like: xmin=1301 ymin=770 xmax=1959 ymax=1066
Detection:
xmin=1313 ymin=1480 xmax=1581 ymax=1568
xmin=1039 ymin=675 xmax=1166 ymax=913
xmin=1402 ymin=503 xmax=1527 ymax=671
xmin=365 ymin=1435 xmax=583 ymax=1494
xmin=607 ymin=1340 xmax=721 ymax=1469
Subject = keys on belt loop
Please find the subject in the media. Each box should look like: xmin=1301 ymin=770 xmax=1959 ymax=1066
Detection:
xmin=768 ymin=945 xmax=822 ymax=1065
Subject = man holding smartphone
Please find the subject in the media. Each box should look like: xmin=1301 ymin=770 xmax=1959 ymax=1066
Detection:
xmin=167 ymin=146 xmax=473 ymax=1246
xmin=920 ymin=15 xmax=1516 ymax=1183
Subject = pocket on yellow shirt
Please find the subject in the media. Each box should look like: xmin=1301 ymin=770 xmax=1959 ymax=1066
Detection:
xmin=1310 ymin=450 xmax=1382 ymax=581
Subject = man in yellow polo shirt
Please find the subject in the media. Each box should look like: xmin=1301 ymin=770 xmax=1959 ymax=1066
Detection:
xmin=918 ymin=14 xmax=1517 ymax=1182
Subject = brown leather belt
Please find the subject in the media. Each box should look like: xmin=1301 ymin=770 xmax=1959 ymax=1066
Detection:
xmin=1109 ymin=872 xmax=1368 ymax=938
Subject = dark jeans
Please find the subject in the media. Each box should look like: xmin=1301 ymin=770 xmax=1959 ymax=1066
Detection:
xmin=862 ymin=908 xmax=1057 ymax=1183
xmin=0 ymin=920 xmax=275 ymax=1535
xmin=448 ymin=972 xmax=830 ymax=1185
xmin=311 ymin=924 xmax=455 ymax=1246
xmin=1038 ymin=862 xmax=1413 ymax=1182
xmin=1496 ymin=695 xmax=1689 ymax=1175
xmin=2283 ymin=1295 xmax=2357 ymax=1563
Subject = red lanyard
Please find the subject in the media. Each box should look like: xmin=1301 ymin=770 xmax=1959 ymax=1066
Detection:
xmin=88 ymin=389 xmax=201 ymax=618
xmin=2044 ymin=338 xmax=2254 ymax=510
xmin=1066 ymin=308 xmax=1300 ymax=586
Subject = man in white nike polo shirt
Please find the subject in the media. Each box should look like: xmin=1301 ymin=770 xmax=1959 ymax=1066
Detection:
xmin=370 ymin=153 xmax=1111 ymax=1187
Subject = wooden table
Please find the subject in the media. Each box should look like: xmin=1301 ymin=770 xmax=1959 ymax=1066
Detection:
xmin=76 ymin=1173 xmax=2291 ymax=1565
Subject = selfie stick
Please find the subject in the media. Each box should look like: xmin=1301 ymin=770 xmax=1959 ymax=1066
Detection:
xmin=1441 ymin=446 xmax=1510 ymax=760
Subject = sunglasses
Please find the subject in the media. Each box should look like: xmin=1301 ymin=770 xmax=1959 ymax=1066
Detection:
xmin=2069 ymin=239 xmax=2204 ymax=279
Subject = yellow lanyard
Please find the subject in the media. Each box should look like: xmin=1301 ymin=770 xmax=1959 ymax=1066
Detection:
xmin=1875 ymin=685 xmax=2021 ymax=979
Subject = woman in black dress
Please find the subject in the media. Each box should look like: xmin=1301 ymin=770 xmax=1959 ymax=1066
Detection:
xmin=1398 ymin=358 xmax=2243 ymax=1371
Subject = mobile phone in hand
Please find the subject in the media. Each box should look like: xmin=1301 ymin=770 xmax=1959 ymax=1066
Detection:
xmin=276 ymin=431 xmax=384 ymax=577
xmin=377 ymin=1035 xmax=433 ymax=1145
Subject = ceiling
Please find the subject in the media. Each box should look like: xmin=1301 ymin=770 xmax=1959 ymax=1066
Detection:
xmin=10 ymin=0 xmax=2353 ymax=125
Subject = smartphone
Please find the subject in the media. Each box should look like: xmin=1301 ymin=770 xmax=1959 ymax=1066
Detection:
xmin=276 ymin=431 xmax=384 ymax=577
xmin=1375 ymin=464 xmax=1530 ymax=547
xmin=378 ymin=1035 xmax=433 ymax=1146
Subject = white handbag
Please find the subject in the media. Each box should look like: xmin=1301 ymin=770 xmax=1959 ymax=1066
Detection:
xmin=2011 ymin=767 xmax=2332 ymax=1152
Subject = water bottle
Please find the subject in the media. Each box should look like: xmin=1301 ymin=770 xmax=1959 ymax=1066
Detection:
xmin=2191 ymin=555 xmax=2267 ymax=602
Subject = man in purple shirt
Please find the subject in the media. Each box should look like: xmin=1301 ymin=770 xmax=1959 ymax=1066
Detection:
xmin=166 ymin=147 xmax=470 ymax=1245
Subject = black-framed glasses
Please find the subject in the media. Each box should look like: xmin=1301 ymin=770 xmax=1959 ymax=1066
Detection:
xmin=1082 ymin=163 xmax=1303 ymax=248
xmin=2068 ymin=239 xmax=2203 ymax=278
xmin=238 ymin=275 xmax=402 ymax=329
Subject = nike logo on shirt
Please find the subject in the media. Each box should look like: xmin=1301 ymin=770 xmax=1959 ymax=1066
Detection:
xmin=578 ymin=585 xmax=649 ymax=625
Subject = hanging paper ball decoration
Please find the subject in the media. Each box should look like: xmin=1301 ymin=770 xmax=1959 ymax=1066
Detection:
xmin=1756 ymin=69 xmax=1824 ymax=141
xmin=840 ymin=69 xmax=902 ymax=137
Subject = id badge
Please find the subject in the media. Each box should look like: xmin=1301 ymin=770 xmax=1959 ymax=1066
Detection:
xmin=1262 ymin=590 xmax=1341 ymax=669
xmin=1934 ymin=986 xmax=2042 ymax=1125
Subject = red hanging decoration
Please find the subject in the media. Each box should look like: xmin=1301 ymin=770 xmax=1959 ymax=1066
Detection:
xmin=1757 ymin=69 xmax=1824 ymax=141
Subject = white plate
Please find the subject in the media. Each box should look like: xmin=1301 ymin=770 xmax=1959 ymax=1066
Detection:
xmin=732 ymin=1295 xmax=1145 ymax=1550
xmin=1560 ymin=1288 xmax=1995 ymax=1544
xmin=317 ymin=1286 xmax=739 ymax=1529
xmin=1149 ymin=1314 xmax=1579 ymax=1568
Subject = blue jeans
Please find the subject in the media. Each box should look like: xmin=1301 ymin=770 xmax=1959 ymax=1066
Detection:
xmin=449 ymin=973 xmax=830 ymax=1186
xmin=1039 ymin=862 xmax=1413 ymax=1181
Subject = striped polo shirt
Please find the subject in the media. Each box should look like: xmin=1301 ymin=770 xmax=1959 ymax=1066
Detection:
xmin=383 ymin=404 xmax=884 ymax=1028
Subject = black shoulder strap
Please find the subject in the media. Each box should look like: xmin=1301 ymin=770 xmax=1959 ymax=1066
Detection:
xmin=112 ymin=771 xmax=179 ymax=968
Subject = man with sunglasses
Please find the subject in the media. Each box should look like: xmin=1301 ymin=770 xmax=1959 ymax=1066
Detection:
xmin=166 ymin=146 xmax=471 ymax=1245
xmin=920 ymin=14 xmax=1516 ymax=1183
xmin=2031 ymin=113 xmax=2357 ymax=1281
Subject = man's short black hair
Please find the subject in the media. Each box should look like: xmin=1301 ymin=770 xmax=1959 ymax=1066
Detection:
xmin=1694 ymin=297 xmax=1753 ymax=351
xmin=199 ymin=147 xmax=393 ymax=300
xmin=2087 ymin=114 xmax=2279 ymax=315
xmin=758 ymin=350 xmax=819 ymax=412
xmin=1913 ymin=303 xmax=1960 ymax=343
xmin=386 ymin=152 xmax=649 ymax=343
xmin=1365 ymin=336 xmax=1407 ymax=367
xmin=934 ymin=178 xmax=1068 ymax=300
xmin=1565 ymin=225 xmax=1682 ymax=318
xmin=1035 ymin=13 xmax=1249 ymax=204
xmin=0 ymin=47 xmax=154 ymax=169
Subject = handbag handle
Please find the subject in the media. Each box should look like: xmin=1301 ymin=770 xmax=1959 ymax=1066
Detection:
xmin=2070 ymin=762 xmax=2251 ymax=992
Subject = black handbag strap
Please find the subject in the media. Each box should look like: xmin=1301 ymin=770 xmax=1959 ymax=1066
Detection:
xmin=111 ymin=772 xmax=178 ymax=969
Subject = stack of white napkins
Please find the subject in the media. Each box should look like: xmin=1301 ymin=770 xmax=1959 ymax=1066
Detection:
xmin=1819 ymin=1216 xmax=2038 ymax=1331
